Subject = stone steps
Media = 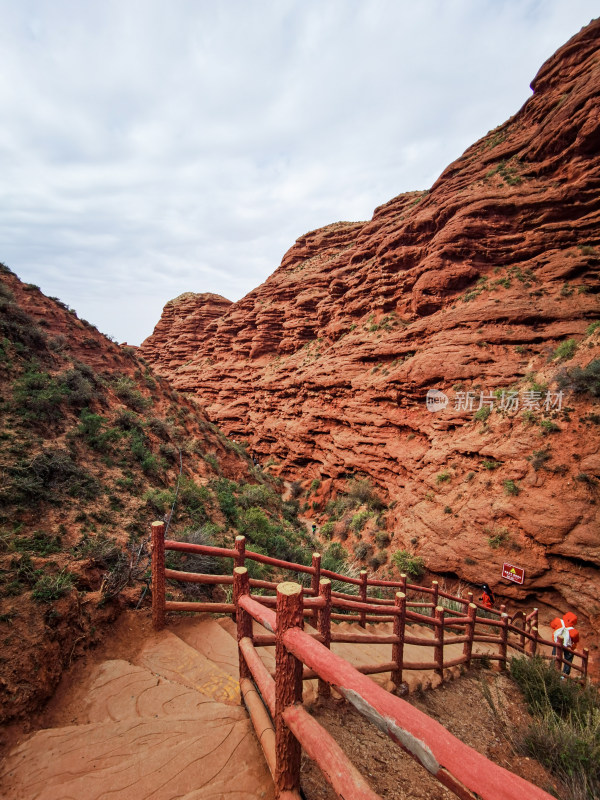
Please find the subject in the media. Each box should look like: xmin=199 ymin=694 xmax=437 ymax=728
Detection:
xmin=1 ymin=612 xmax=497 ymax=799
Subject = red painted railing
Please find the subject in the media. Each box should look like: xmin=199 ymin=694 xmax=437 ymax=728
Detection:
xmin=149 ymin=521 xmax=589 ymax=799
xmin=235 ymin=568 xmax=558 ymax=800
xmin=150 ymin=522 xmax=589 ymax=680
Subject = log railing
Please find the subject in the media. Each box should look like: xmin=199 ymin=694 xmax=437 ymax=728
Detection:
xmin=235 ymin=568 xmax=557 ymax=800
xmin=150 ymin=522 xmax=589 ymax=680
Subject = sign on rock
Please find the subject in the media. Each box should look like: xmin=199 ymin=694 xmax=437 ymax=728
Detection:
xmin=502 ymin=562 xmax=525 ymax=584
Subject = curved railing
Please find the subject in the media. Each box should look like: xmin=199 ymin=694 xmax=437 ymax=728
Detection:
xmin=150 ymin=522 xmax=589 ymax=681
xmin=235 ymin=567 xmax=560 ymax=799
xmin=149 ymin=520 xmax=588 ymax=799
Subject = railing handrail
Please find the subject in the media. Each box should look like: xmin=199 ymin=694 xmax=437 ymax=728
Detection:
xmin=153 ymin=526 xmax=588 ymax=676
xmin=233 ymin=571 xmax=556 ymax=800
xmin=282 ymin=622 xmax=555 ymax=800
xmin=150 ymin=523 xmax=588 ymax=799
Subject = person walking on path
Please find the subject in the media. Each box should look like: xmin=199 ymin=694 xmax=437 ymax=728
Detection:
xmin=550 ymin=612 xmax=579 ymax=676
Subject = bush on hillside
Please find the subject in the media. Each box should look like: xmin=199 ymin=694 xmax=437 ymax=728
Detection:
xmin=558 ymin=359 xmax=600 ymax=398
xmin=391 ymin=549 xmax=425 ymax=580
xmin=510 ymin=656 xmax=600 ymax=799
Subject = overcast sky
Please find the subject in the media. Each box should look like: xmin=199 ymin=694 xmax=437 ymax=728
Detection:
xmin=0 ymin=1 xmax=597 ymax=345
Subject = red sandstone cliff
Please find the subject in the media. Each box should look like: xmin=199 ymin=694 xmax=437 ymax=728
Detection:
xmin=142 ymin=22 xmax=600 ymax=653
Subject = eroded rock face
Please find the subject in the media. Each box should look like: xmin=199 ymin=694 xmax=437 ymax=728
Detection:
xmin=141 ymin=292 xmax=232 ymax=372
xmin=141 ymin=21 xmax=600 ymax=656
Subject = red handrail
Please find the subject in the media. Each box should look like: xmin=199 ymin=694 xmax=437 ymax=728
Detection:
xmin=151 ymin=525 xmax=588 ymax=679
xmin=233 ymin=571 xmax=556 ymax=800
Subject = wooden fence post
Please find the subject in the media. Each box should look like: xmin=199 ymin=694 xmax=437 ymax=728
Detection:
xmin=359 ymin=570 xmax=368 ymax=628
xmin=434 ymin=606 xmax=445 ymax=680
xmin=151 ymin=520 xmax=165 ymax=631
xmin=516 ymin=611 xmax=526 ymax=652
xmin=392 ymin=592 xmax=406 ymax=690
xmin=317 ymin=578 xmax=332 ymax=698
xmin=582 ymin=648 xmax=589 ymax=680
xmin=234 ymin=567 xmax=252 ymax=682
xmin=463 ymin=602 xmax=477 ymax=669
xmin=400 ymin=573 xmax=407 ymax=595
xmin=431 ymin=580 xmax=439 ymax=612
xmin=234 ymin=535 xmax=246 ymax=567
xmin=554 ymin=641 xmax=564 ymax=674
xmin=275 ymin=582 xmax=304 ymax=797
xmin=499 ymin=613 xmax=508 ymax=671
xmin=530 ymin=626 xmax=538 ymax=657
xmin=311 ymin=553 xmax=321 ymax=614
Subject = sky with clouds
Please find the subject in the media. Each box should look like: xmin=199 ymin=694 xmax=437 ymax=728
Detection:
xmin=1 ymin=1 xmax=597 ymax=345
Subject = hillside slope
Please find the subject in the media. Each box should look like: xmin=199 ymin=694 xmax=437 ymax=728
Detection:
xmin=0 ymin=266 xmax=317 ymax=724
xmin=140 ymin=20 xmax=600 ymax=658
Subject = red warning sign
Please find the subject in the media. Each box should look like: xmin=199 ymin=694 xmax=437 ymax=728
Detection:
xmin=502 ymin=563 xmax=525 ymax=584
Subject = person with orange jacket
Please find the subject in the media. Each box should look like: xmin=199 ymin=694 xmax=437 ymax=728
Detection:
xmin=550 ymin=612 xmax=579 ymax=676
xmin=479 ymin=583 xmax=494 ymax=609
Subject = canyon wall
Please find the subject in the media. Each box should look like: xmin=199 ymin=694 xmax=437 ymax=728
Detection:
xmin=141 ymin=21 xmax=600 ymax=653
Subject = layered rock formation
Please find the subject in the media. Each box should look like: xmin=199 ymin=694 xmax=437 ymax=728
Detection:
xmin=140 ymin=292 xmax=232 ymax=371
xmin=142 ymin=21 xmax=600 ymax=656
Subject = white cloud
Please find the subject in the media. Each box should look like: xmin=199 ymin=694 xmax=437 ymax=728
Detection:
xmin=0 ymin=0 xmax=597 ymax=343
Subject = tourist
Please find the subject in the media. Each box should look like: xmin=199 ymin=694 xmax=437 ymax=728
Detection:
xmin=550 ymin=612 xmax=579 ymax=676
xmin=479 ymin=583 xmax=495 ymax=609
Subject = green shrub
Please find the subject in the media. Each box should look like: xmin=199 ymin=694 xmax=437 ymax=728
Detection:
xmin=237 ymin=483 xmax=278 ymax=511
xmin=391 ymin=550 xmax=425 ymax=579
xmin=553 ymin=339 xmax=577 ymax=361
xmin=510 ymin=656 xmax=600 ymax=799
xmin=320 ymin=521 xmax=335 ymax=539
xmin=503 ymin=479 xmax=520 ymax=496
xmin=282 ymin=499 xmax=299 ymax=522
xmin=204 ymin=453 xmax=219 ymax=471
xmin=346 ymin=478 xmax=385 ymax=510
xmin=375 ymin=531 xmax=391 ymax=548
xmin=309 ymin=478 xmax=321 ymax=493
xmin=214 ymin=479 xmax=238 ymax=525
xmin=73 ymin=534 xmax=122 ymax=567
xmin=77 ymin=408 xmax=121 ymax=451
xmin=474 ymin=406 xmax=491 ymax=422
xmin=540 ymin=420 xmax=561 ymax=435
xmin=145 ymin=417 xmax=173 ymax=440
xmin=1 ymin=448 xmax=99 ymax=505
xmin=178 ymin=477 xmax=210 ymax=524
xmin=59 ymin=367 xmax=96 ymax=406
xmin=350 ymin=510 xmax=372 ymax=533
xmin=558 ymin=359 xmax=600 ymax=397
xmin=13 ymin=367 xmax=67 ymax=423
xmin=32 ymin=570 xmax=75 ymax=603
xmin=482 ymin=460 xmax=502 ymax=470
xmin=321 ymin=542 xmax=348 ymax=573
xmin=436 ymin=470 xmax=451 ymax=484
xmin=13 ymin=530 xmax=62 ymax=556
xmin=143 ymin=487 xmax=175 ymax=515
xmin=0 ymin=295 xmax=47 ymax=350
xmin=585 ymin=321 xmax=600 ymax=336
xmin=575 ymin=472 xmax=597 ymax=486
xmin=487 ymin=527 xmax=509 ymax=548
xmin=528 ymin=449 xmax=551 ymax=471
xmin=112 ymin=376 xmax=151 ymax=411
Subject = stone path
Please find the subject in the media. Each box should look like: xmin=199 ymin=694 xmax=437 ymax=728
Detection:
xmin=1 ymin=613 xmax=497 ymax=799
